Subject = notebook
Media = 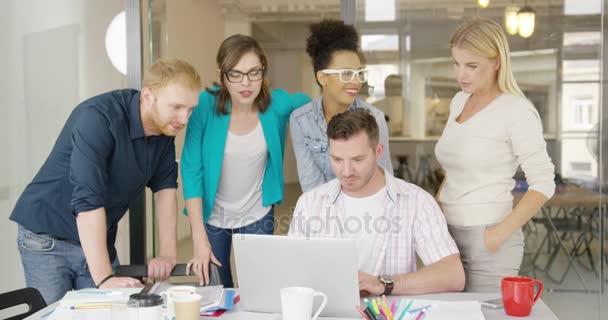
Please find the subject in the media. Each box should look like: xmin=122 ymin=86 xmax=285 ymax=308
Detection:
xmin=58 ymin=288 xmax=137 ymax=308
xmin=149 ymin=282 xmax=224 ymax=311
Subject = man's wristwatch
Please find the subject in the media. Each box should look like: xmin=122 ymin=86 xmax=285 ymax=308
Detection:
xmin=378 ymin=274 xmax=394 ymax=296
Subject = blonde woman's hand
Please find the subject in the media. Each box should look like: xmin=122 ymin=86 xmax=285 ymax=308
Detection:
xmin=484 ymin=226 xmax=509 ymax=253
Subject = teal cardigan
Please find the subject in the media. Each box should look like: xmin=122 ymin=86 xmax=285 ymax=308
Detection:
xmin=181 ymin=88 xmax=311 ymax=222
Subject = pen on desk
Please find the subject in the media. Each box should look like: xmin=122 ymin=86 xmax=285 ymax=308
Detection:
xmin=377 ymin=298 xmax=387 ymax=318
xmin=380 ymin=296 xmax=393 ymax=320
xmin=372 ymin=298 xmax=380 ymax=314
xmin=407 ymin=304 xmax=433 ymax=314
xmin=69 ymin=304 xmax=125 ymax=310
xmin=363 ymin=307 xmax=376 ymax=320
xmin=376 ymin=301 xmax=384 ymax=317
xmin=414 ymin=310 xmax=426 ymax=320
xmin=364 ymin=299 xmax=374 ymax=313
xmin=390 ymin=298 xmax=396 ymax=314
xmin=392 ymin=299 xmax=401 ymax=318
xmin=77 ymin=290 xmax=120 ymax=295
xmin=397 ymin=299 xmax=413 ymax=320
xmin=355 ymin=305 xmax=370 ymax=320
xmin=381 ymin=295 xmax=389 ymax=313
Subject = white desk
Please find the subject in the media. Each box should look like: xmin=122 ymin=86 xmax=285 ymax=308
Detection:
xmin=26 ymin=292 xmax=557 ymax=320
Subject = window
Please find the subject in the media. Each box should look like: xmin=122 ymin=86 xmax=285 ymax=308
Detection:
xmin=361 ymin=34 xmax=399 ymax=51
xmin=364 ymin=0 xmax=395 ymax=21
xmin=364 ymin=64 xmax=399 ymax=103
xmin=564 ymin=0 xmax=601 ymax=15
xmin=570 ymin=161 xmax=592 ymax=173
xmin=571 ymin=95 xmax=593 ymax=128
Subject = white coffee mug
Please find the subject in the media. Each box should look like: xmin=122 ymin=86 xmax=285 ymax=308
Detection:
xmin=280 ymin=287 xmax=327 ymax=320
xmin=160 ymin=286 xmax=196 ymax=319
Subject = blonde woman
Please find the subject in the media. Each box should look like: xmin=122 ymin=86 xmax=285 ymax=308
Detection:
xmin=435 ymin=17 xmax=555 ymax=292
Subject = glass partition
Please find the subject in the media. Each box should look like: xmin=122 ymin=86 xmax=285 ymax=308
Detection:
xmin=354 ymin=0 xmax=605 ymax=318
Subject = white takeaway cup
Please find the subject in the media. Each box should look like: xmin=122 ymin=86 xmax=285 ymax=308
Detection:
xmin=159 ymin=286 xmax=196 ymax=319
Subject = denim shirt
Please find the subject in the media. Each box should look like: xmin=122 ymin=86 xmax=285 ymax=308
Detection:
xmin=289 ymin=96 xmax=393 ymax=192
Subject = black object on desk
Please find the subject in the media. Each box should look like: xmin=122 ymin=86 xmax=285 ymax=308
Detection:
xmin=115 ymin=263 xmax=223 ymax=288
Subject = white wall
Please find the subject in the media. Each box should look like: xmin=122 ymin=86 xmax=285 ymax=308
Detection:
xmin=0 ymin=0 xmax=9 ymax=195
xmin=0 ymin=0 xmax=15 ymax=295
xmin=225 ymin=20 xmax=252 ymax=38
xmin=157 ymin=0 xmax=226 ymax=243
xmin=2 ymin=0 xmax=125 ymax=293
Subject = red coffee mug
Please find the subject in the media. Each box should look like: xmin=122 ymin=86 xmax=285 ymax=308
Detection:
xmin=501 ymin=276 xmax=544 ymax=317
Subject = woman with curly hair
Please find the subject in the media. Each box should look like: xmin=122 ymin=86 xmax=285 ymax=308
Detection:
xmin=290 ymin=19 xmax=393 ymax=192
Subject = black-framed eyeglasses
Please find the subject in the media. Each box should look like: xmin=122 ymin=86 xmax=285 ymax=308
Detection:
xmin=224 ymin=68 xmax=265 ymax=83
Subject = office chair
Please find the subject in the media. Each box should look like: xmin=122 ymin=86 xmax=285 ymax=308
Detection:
xmin=0 ymin=287 xmax=47 ymax=320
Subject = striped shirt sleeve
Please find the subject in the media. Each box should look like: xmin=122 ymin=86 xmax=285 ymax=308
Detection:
xmin=412 ymin=190 xmax=460 ymax=265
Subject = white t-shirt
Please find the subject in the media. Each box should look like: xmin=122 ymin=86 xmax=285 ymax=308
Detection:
xmin=435 ymin=91 xmax=555 ymax=226
xmin=340 ymin=187 xmax=387 ymax=274
xmin=208 ymin=122 xmax=271 ymax=229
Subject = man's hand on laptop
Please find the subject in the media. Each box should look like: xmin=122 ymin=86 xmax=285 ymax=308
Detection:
xmin=358 ymin=271 xmax=384 ymax=296
xmin=187 ymin=241 xmax=222 ymax=286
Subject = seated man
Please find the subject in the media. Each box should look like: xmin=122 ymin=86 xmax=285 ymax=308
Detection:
xmin=289 ymin=108 xmax=465 ymax=296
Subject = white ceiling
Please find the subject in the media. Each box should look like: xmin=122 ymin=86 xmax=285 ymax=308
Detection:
xmin=218 ymin=0 xmax=574 ymax=21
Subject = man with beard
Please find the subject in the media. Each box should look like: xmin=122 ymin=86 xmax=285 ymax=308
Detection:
xmin=289 ymin=108 xmax=465 ymax=296
xmin=10 ymin=59 xmax=202 ymax=304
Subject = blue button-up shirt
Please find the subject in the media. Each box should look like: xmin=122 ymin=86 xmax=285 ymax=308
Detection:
xmin=289 ymin=96 xmax=393 ymax=192
xmin=10 ymin=89 xmax=178 ymax=260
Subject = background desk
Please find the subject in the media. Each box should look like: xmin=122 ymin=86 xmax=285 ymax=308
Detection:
xmin=26 ymin=292 xmax=558 ymax=320
xmin=514 ymin=185 xmax=606 ymax=292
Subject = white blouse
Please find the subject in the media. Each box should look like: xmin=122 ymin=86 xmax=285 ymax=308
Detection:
xmin=209 ymin=122 xmax=271 ymax=229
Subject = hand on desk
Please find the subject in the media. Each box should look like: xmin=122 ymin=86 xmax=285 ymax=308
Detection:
xmin=187 ymin=240 xmax=222 ymax=286
xmin=99 ymin=276 xmax=144 ymax=289
xmin=358 ymin=271 xmax=384 ymax=296
xmin=147 ymin=255 xmax=177 ymax=281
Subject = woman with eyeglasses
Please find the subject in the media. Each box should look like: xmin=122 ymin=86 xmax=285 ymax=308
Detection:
xmin=181 ymin=34 xmax=311 ymax=287
xmin=290 ymin=19 xmax=393 ymax=192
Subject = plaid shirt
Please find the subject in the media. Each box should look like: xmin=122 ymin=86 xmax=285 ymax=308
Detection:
xmin=288 ymin=169 xmax=459 ymax=276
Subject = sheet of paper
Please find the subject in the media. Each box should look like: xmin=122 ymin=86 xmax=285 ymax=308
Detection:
xmin=58 ymin=288 xmax=140 ymax=308
xmin=384 ymin=298 xmax=485 ymax=320
xmin=196 ymin=285 xmax=224 ymax=310
xmin=147 ymin=282 xmax=224 ymax=311
xmin=47 ymin=307 xmax=129 ymax=320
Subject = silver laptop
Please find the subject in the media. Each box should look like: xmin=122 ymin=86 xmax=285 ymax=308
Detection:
xmin=233 ymin=234 xmax=360 ymax=318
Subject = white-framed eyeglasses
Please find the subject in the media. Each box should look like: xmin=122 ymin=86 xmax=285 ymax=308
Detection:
xmin=321 ymin=68 xmax=369 ymax=83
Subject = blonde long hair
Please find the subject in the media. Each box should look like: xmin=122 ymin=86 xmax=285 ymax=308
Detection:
xmin=449 ymin=17 xmax=524 ymax=97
